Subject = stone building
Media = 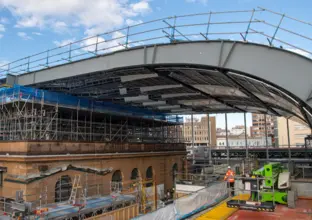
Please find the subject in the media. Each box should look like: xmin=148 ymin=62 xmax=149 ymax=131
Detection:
xmin=183 ymin=116 xmax=217 ymax=147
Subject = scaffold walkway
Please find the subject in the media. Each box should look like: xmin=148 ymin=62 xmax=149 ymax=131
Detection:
xmin=0 ymin=84 xmax=183 ymax=142
xmin=0 ymin=84 xmax=182 ymax=123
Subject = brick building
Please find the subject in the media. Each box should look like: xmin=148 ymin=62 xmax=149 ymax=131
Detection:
xmin=250 ymin=113 xmax=275 ymax=137
xmin=183 ymin=116 xmax=216 ymax=146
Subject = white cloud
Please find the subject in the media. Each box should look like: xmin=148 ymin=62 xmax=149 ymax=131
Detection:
xmin=51 ymin=21 xmax=68 ymax=33
xmin=16 ymin=16 xmax=44 ymax=28
xmin=0 ymin=34 xmax=3 ymax=39
xmin=0 ymin=24 xmax=5 ymax=32
xmin=17 ymin=32 xmax=32 ymax=40
xmin=130 ymin=1 xmax=151 ymax=14
xmin=81 ymin=31 xmax=126 ymax=54
xmin=185 ymin=0 xmax=208 ymax=4
xmin=1 ymin=0 xmax=152 ymax=35
xmin=32 ymin=32 xmax=42 ymax=36
xmin=53 ymin=38 xmax=76 ymax=47
xmin=125 ymin=19 xmax=143 ymax=26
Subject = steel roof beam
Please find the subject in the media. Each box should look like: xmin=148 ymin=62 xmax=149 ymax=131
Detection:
xmin=124 ymin=95 xmax=149 ymax=102
xmin=120 ymin=73 xmax=158 ymax=82
xmin=140 ymin=84 xmax=182 ymax=92
xmin=153 ymin=68 xmax=246 ymax=112
xmin=161 ymin=92 xmax=200 ymax=99
xmin=142 ymin=101 xmax=167 ymax=106
xmin=221 ymin=71 xmax=281 ymax=116
xmin=300 ymin=107 xmax=312 ymax=128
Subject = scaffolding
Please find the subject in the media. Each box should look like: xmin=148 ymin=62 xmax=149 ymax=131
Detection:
xmin=0 ymin=85 xmax=183 ymax=143
xmin=0 ymin=175 xmax=158 ymax=219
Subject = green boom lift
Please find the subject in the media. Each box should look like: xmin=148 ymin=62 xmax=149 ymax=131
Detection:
xmin=227 ymin=162 xmax=296 ymax=211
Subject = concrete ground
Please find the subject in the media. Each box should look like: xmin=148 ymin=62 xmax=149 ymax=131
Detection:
xmin=228 ymin=199 xmax=312 ymax=220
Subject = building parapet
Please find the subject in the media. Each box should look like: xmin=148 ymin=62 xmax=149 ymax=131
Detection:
xmin=0 ymin=141 xmax=186 ymax=156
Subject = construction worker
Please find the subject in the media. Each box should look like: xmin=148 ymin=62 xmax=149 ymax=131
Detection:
xmin=224 ymin=166 xmax=235 ymax=196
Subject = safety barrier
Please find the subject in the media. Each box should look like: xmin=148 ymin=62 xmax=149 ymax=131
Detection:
xmin=0 ymin=7 xmax=311 ymax=77
xmin=133 ymin=181 xmax=228 ymax=220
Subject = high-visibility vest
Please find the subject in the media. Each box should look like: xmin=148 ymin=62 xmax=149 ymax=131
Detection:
xmin=224 ymin=170 xmax=235 ymax=183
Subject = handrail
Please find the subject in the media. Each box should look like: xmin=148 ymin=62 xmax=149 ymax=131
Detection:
xmin=0 ymin=7 xmax=311 ymax=77
xmin=187 ymin=145 xmax=309 ymax=149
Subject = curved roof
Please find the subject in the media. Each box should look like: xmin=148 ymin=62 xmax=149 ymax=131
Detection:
xmin=3 ymin=8 xmax=312 ymax=126
xmin=26 ymin=41 xmax=312 ymax=127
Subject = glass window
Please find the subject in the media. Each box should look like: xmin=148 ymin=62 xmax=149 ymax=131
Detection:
xmin=295 ymin=134 xmax=307 ymax=139
xmin=295 ymin=125 xmax=308 ymax=130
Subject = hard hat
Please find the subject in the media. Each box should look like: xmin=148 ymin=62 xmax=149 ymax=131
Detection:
xmin=228 ymin=166 xmax=231 ymax=169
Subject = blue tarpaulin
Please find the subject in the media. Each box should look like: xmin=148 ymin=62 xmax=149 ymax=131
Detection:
xmin=0 ymin=84 xmax=183 ymax=123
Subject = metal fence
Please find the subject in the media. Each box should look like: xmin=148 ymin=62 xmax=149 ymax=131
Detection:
xmin=0 ymin=7 xmax=311 ymax=77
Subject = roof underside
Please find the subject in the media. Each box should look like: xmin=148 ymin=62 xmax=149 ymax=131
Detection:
xmin=33 ymin=65 xmax=308 ymax=125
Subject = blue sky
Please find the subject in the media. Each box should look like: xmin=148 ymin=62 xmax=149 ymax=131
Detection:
xmin=0 ymin=0 xmax=311 ymax=65
xmin=0 ymin=0 xmax=310 ymax=128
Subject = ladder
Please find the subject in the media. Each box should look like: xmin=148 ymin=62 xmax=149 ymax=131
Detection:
xmin=68 ymin=174 xmax=83 ymax=205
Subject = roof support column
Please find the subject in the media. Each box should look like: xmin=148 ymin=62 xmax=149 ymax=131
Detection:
xmin=225 ymin=113 xmax=229 ymax=165
xmin=140 ymin=119 xmax=143 ymax=142
xmin=207 ymin=113 xmax=212 ymax=164
xmin=287 ymin=118 xmax=291 ymax=161
xmin=265 ymin=114 xmax=269 ymax=161
xmin=191 ymin=114 xmax=195 ymax=164
xmin=182 ymin=117 xmax=185 ymax=143
xmin=176 ymin=122 xmax=178 ymax=143
xmin=162 ymin=121 xmax=164 ymax=143
xmin=152 ymin=118 xmax=155 ymax=142
xmin=110 ymin=115 xmax=112 ymax=141
xmin=244 ymin=113 xmax=248 ymax=161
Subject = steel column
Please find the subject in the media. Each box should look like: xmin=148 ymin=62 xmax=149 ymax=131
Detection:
xmin=90 ymin=106 xmax=93 ymax=141
xmin=287 ymin=118 xmax=291 ymax=160
xmin=182 ymin=116 xmax=185 ymax=143
xmin=244 ymin=113 xmax=248 ymax=159
xmin=225 ymin=113 xmax=229 ymax=164
xmin=109 ymin=115 xmax=112 ymax=141
xmin=176 ymin=115 xmax=178 ymax=143
xmin=76 ymin=101 xmax=79 ymax=141
xmin=140 ymin=119 xmax=143 ymax=142
xmin=207 ymin=114 xmax=212 ymax=164
xmin=191 ymin=114 xmax=195 ymax=164
xmin=162 ymin=121 xmax=164 ymax=142
xmin=264 ymin=114 xmax=269 ymax=161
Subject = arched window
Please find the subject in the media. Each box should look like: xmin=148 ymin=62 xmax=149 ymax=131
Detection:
xmin=111 ymin=170 xmax=123 ymax=192
xmin=55 ymin=175 xmax=72 ymax=203
xmin=131 ymin=168 xmax=140 ymax=180
xmin=146 ymin=166 xmax=153 ymax=187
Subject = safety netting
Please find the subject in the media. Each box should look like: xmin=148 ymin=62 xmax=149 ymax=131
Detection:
xmin=133 ymin=181 xmax=228 ymax=220
xmin=0 ymin=84 xmax=183 ymax=123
